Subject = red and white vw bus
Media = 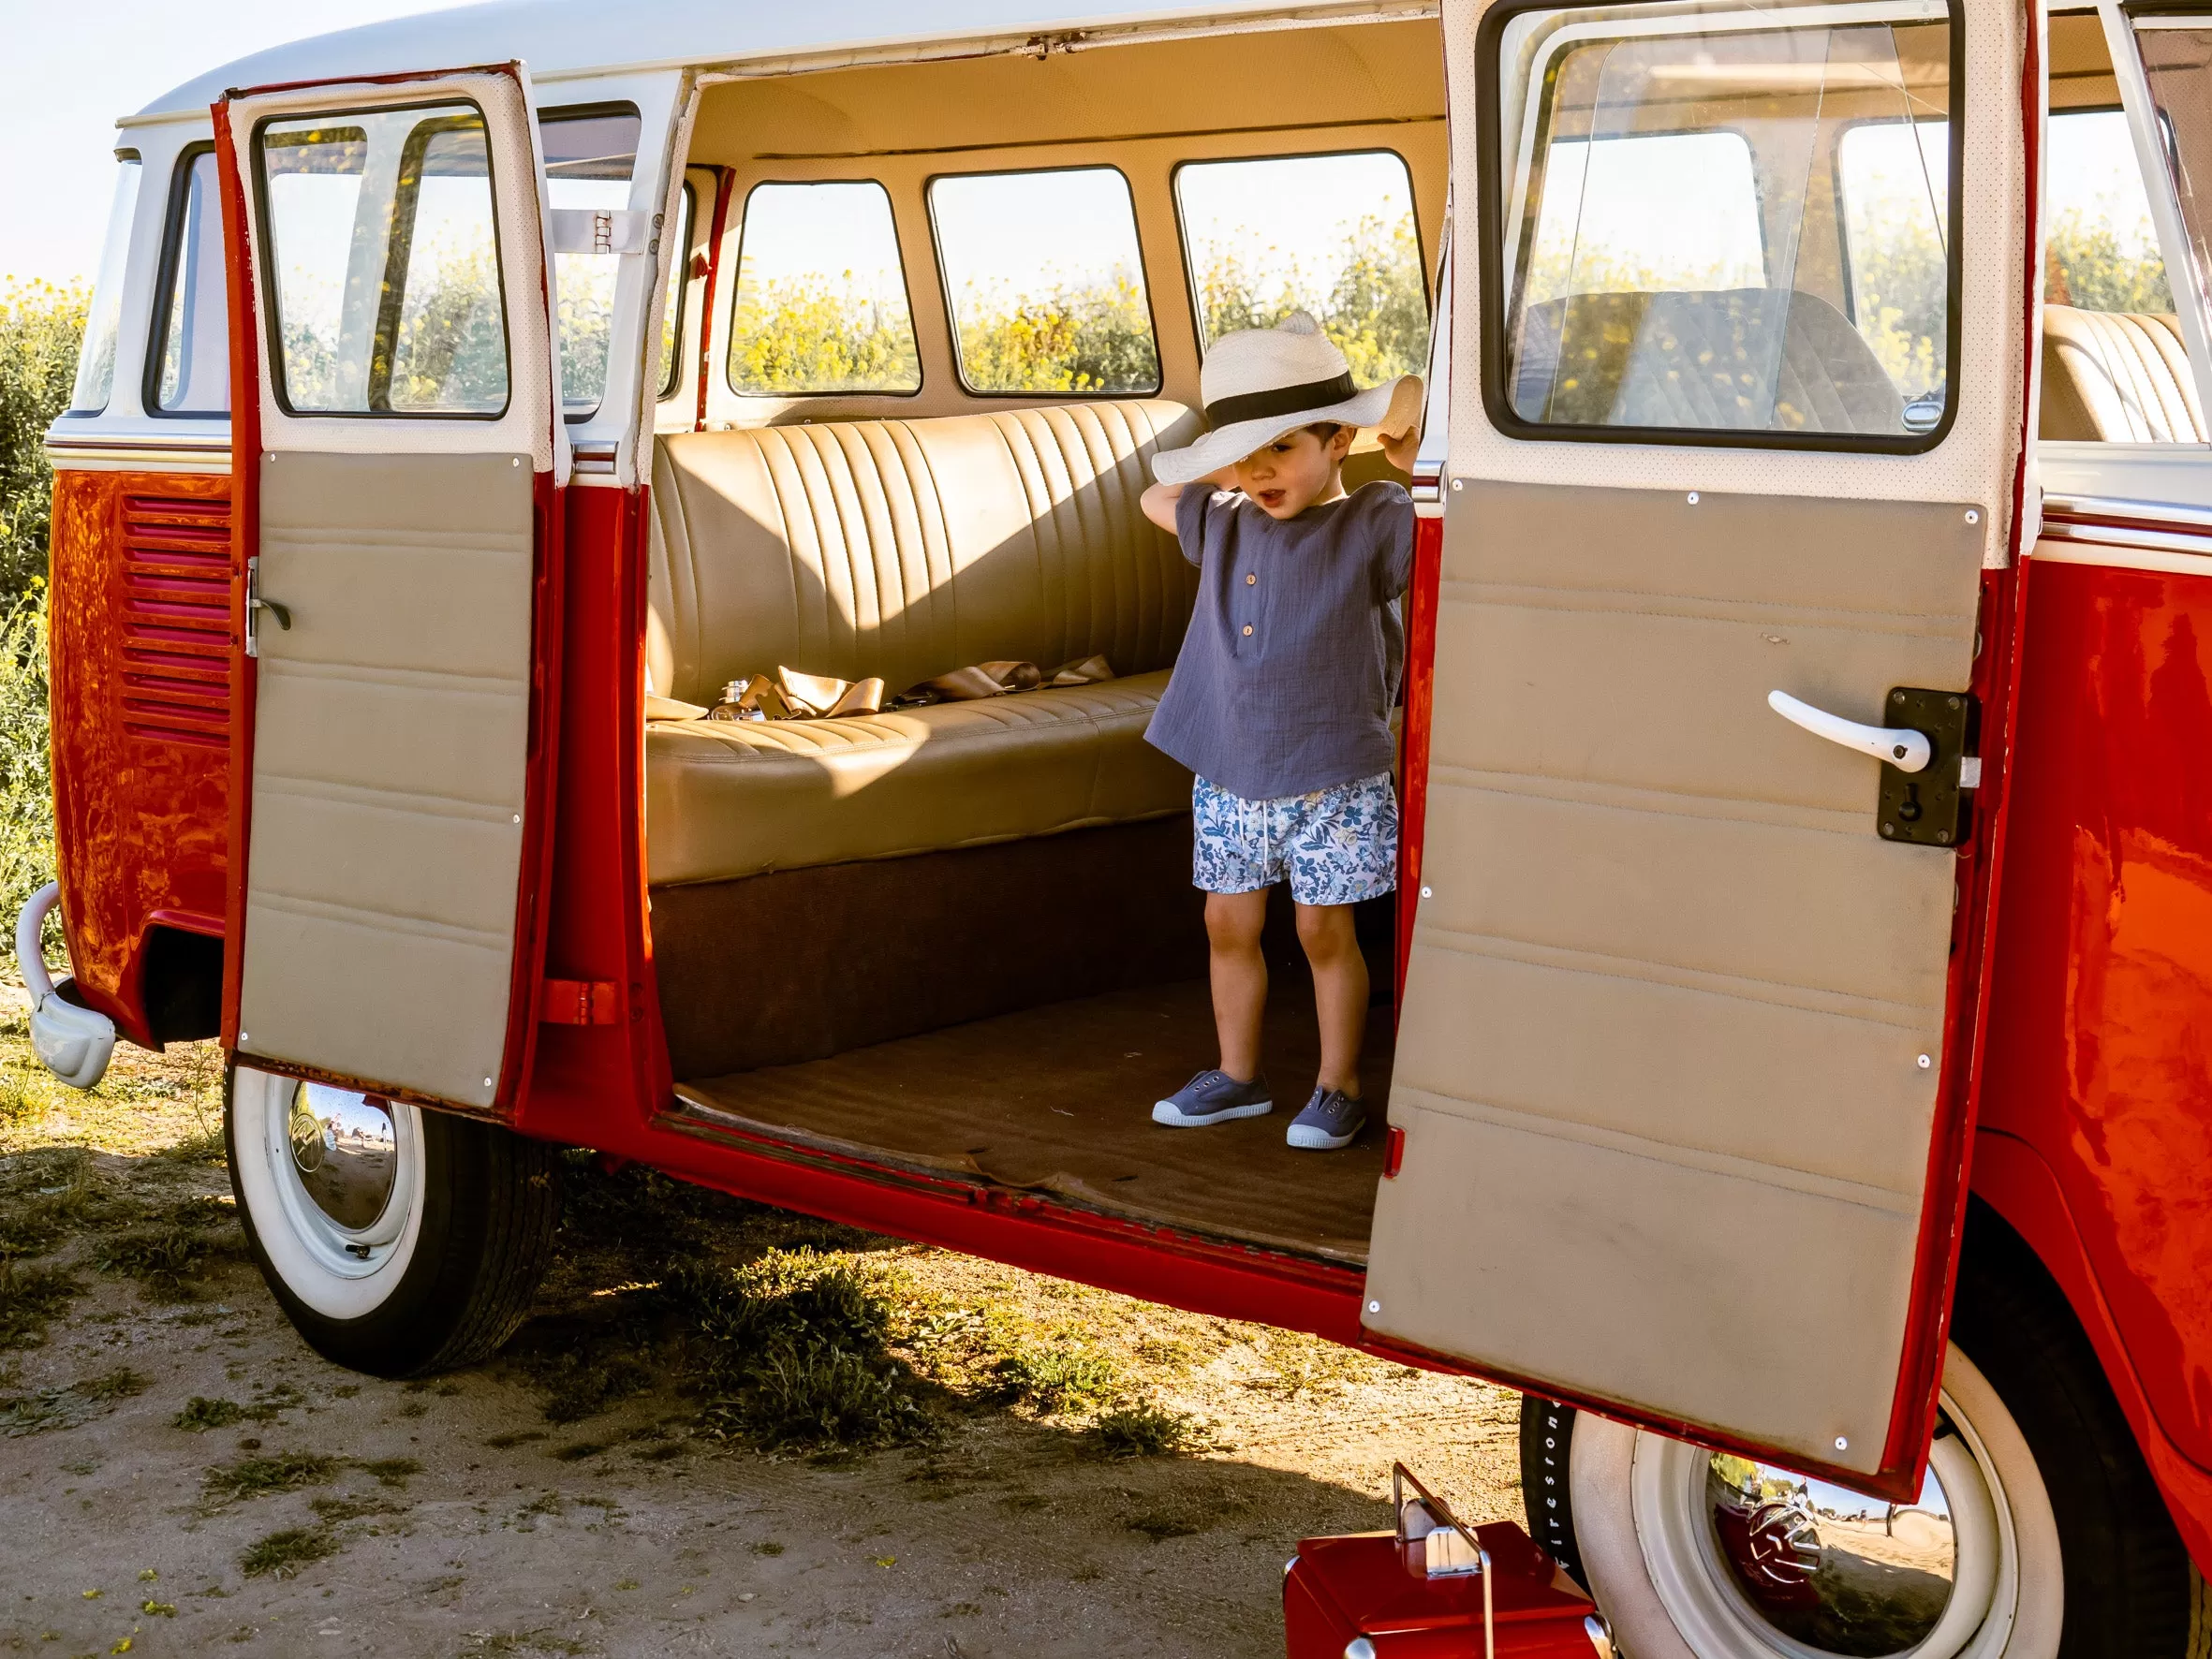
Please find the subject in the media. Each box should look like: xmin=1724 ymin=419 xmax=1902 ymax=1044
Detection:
xmin=36 ymin=0 xmax=2212 ymax=1648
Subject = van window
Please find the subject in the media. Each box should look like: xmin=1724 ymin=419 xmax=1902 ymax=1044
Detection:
xmin=1175 ymin=151 xmax=1428 ymax=383
xmin=660 ymin=181 xmax=695 ymax=401
xmin=151 ymin=148 xmax=229 ymax=417
xmin=2043 ymin=109 xmax=2171 ymax=313
xmin=259 ymin=105 xmax=509 ymax=416
xmin=1491 ymin=1 xmax=1956 ymax=446
xmin=1836 ymin=119 xmax=1951 ymax=411
xmin=929 ymin=167 xmax=1160 ymax=395
xmin=67 ymin=154 xmax=142 ymax=414
xmin=728 ymin=181 xmax=921 ymax=396
xmin=543 ymin=105 xmax=640 ymax=418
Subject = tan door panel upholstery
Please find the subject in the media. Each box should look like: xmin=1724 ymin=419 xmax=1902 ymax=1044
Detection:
xmin=2040 ymin=304 xmax=2205 ymax=441
xmin=237 ymin=452 xmax=533 ymax=1110
xmin=645 ymin=402 xmax=1200 ymax=886
xmin=1366 ymin=483 xmax=1981 ymax=1475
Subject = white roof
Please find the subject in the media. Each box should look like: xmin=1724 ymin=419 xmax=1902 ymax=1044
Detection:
xmin=134 ymin=0 xmax=1344 ymax=121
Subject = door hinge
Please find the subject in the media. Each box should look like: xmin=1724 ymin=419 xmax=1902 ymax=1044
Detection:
xmin=538 ymin=978 xmax=621 ymax=1025
xmin=1877 ymin=688 xmax=1980 ymax=848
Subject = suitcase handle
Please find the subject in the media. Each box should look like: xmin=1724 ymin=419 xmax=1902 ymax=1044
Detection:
xmin=1392 ymin=1461 xmax=1494 ymax=1659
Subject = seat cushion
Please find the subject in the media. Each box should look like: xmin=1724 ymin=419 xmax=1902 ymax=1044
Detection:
xmin=647 ymin=401 xmax=1201 ymax=707
xmin=646 ymin=670 xmax=1190 ymax=885
xmin=2041 ymin=304 xmax=2205 ymax=442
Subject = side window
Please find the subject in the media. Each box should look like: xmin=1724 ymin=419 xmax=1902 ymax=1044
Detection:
xmin=1490 ymin=0 xmax=1956 ymax=446
xmin=929 ymin=167 xmax=1160 ymax=395
xmin=660 ymin=181 xmax=696 ymax=401
xmin=2043 ymin=110 xmax=2171 ymax=315
xmin=727 ymin=181 xmax=920 ymax=396
xmin=150 ymin=148 xmax=229 ymax=416
xmin=1175 ymin=151 xmax=1429 ymax=384
xmin=258 ymin=104 xmax=509 ymax=416
xmin=541 ymin=105 xmax=641 ymax=418
xmin=67 ymin=154 xmax=143 ymax=414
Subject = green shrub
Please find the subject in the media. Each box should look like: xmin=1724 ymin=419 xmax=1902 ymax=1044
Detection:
xmin=0 ymin=281 xmax=86 ymax=601
xmin=994 ymin=1344 xmax=1117 ymax=1413
xmin=1093 ymin=1401 xmax=1192 ymax=1458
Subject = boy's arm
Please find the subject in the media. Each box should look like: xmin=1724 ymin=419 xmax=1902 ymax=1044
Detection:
xmin=1140 ymin=481 xmax=1186 ymax=534
xmin=1141 ymin=469 xmax=1241 ymax=534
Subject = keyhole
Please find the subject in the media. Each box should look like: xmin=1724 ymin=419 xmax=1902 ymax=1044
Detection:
xmin=1897 ymin=782 xmax=1924 ymax=823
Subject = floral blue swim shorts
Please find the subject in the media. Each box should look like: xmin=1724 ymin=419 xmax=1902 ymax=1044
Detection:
xmin=1191 ymin=772 xmax=1399 ymax=906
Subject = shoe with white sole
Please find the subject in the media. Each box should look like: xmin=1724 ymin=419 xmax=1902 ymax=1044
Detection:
xmin=1152 ymin=1068 xmax=1273 ymax=1127
xmin=1286 ymin=1086 xmax=1366 ymax=1150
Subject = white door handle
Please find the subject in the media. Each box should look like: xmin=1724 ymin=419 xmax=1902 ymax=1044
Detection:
xmin=1768 ymin=689 xmax=1932 ymax=773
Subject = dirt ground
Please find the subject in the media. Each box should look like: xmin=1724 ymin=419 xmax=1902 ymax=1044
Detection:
xmin=0 ymin=1003 xmax=1523 ymax=1658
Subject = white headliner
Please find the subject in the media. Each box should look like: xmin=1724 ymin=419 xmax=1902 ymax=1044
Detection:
xmin=134 ymin=0 xmax=1386 ymax=122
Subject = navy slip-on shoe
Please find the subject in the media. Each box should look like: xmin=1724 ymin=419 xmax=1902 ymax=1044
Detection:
xmin=1151 ymin=1068 xmax=1273 ymax=1127
xmin=1286 ymin=1086 xmax=1366 ymax=1150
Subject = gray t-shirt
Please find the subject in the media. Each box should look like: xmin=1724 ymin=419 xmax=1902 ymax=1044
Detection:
xmin=1145 ymin=479 xmax=1415 ymax=802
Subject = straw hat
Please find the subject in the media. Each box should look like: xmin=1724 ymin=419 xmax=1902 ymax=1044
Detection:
xmin=1152 ymin=310 xmax=1418 ymax=487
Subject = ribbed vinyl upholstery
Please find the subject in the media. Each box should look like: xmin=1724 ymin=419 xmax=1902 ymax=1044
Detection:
xmin=2040 ymin=304 xmax=2205 ymax=442
xmin=1512 ymin=289 xmax=1906 ymax=435
xmin=644 ymin=402 xmax=1202 ymax=886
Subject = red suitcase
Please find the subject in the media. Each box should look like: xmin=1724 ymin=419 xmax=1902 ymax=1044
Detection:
xmin=1283 ymin=1466 xmax=1610 ymax=1659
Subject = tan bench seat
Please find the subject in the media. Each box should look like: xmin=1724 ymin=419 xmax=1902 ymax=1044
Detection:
xmin=646 ymin=401 xmax=1201 ymax=887
xmin=647 ymin=668 xmax=1185 ymax=884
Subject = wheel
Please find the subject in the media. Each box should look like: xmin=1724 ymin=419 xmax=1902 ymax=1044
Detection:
xmin=225 ymin=1062 xmax=561 ymax=1376
xmin=1521 ymin=1207 xmax=2205 ymax=1656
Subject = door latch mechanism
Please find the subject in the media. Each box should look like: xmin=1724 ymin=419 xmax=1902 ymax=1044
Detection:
xmin=1769 ymin=686 xmax=1980 ymax=847
xmin=243 ymin=556 xmax=291 ymax=659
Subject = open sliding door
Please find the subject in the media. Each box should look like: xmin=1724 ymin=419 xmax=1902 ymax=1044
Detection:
xmin=1366 ymin=0 xmax=2028 ymax=1496
xmin=216 ymin=66 xmax=567 ymax=1114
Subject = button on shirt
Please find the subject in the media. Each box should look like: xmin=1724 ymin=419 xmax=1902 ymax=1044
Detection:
xmin=1146 ymin=480 xmax=1416 ymax=802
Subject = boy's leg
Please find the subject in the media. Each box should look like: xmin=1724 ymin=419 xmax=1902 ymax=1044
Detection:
xmin=1293 ymin=902 xmax=1367 ymax=1096
xmin=1206 ymin=888 xmax=1271 ymax=1082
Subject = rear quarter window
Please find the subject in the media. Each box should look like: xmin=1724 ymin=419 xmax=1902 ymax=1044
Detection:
xmin=928 ymin=166 xmax=1161 ymax=396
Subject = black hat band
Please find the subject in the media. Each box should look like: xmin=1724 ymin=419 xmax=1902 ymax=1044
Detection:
xmin=1203 ymin=372 xmax=1359 ymax=430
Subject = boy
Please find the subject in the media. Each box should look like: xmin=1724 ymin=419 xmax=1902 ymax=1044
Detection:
xmin=1141 ymin=310 xmax=1421 ymax=1152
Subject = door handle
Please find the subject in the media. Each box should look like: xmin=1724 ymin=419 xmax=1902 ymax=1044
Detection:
xmin=1767 ymin=689 xmax=1932 ymax=773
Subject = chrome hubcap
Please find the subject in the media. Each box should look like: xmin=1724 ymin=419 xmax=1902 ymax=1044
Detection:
xmin=285 ymin=1082 xmax=400 ymax=1232
xmin=1704 ymin=1454 xmax=1955 ymax=1655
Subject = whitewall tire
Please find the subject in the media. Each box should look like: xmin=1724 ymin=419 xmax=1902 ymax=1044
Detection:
xmin=226 ymin=1062 xmax=560 ymax=1376
xmin=1522 ymin=1209 xmax=2205 ymax=1656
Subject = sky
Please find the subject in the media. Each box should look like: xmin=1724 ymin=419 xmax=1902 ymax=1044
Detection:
xmin=0 ymin=0 xmax=442 ymax=287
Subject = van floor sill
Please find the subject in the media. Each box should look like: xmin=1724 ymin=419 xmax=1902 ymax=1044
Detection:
xmin=667 ymin=979 xmax=1390 ymax=1268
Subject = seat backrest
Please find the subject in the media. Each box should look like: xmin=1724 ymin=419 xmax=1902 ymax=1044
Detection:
xmin=2041 ymin=304 xmax=2205 ymax=442
xmin=1512 ymin=288 xmax=1906 ymax=435
xmin=648 ymin=401 xmax=1201 ymax=706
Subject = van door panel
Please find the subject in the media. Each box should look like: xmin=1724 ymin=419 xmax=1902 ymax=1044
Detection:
xmin=1373 ymin=0 xmax=2025 ymax=1493
xmin=1372 ymin=482 xmax=1978 ymax=1475
xmin=237 ymin=452 xmax=536 ymax=1104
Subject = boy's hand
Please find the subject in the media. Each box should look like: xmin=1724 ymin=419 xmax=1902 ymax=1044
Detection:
xmin=1379 ymin=374 xmax=1424 ymax=475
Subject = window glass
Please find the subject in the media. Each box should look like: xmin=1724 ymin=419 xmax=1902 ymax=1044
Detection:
xmin=2042 ymin=109 xmax=2171 ymax=313
xmin=153 ymin=149 xmax=230 ymax=415
xmin=68 ymin=156 xmax=142 ymax=413
xmin=728 ymin=181 xmax=920 ymax=395
xmin=1494 ymin=2 xmax=1954 ymax=443
xmin=1836 ymin=120 xmax=1951 ymax=414
xmin=542 ymin=106 xmax=639 ymax=417
xmin=260 ymin=104 xmax=509 ymax=415
xmin=930 ymin=167 xmax=1160 ymax=395
xmin=660 ymin=181 xmax=695 ymax=400
xmin=1176 ymin=151 xmax=1428 ymax=383
xmin=2132 ymin=25 xmax=2212 ymax=323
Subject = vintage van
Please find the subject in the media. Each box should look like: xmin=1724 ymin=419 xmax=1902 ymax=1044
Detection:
xmin=35 ymin=0 xmax=2212 ymax=1648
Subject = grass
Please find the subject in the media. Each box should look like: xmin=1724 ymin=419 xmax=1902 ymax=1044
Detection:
xmin=0 ymin=1365 xmax=146 ymax=1436
xmin=993 ymin=1345 xmax=1117 ymax=1413
xmin=239 ymin=1526 xmax=338 ymax=1579
xmin=0 ymin=1257 xmax=79 ymax=1349
xmin=1094 ymin=1402 xmax=1193 ymax=1458
xmin=201 ymin=1450 xmax=340 ymax=1509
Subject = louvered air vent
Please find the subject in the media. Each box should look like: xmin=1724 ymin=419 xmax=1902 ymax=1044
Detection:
xmin=120 ymin=494 xmax=232 ymax=750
